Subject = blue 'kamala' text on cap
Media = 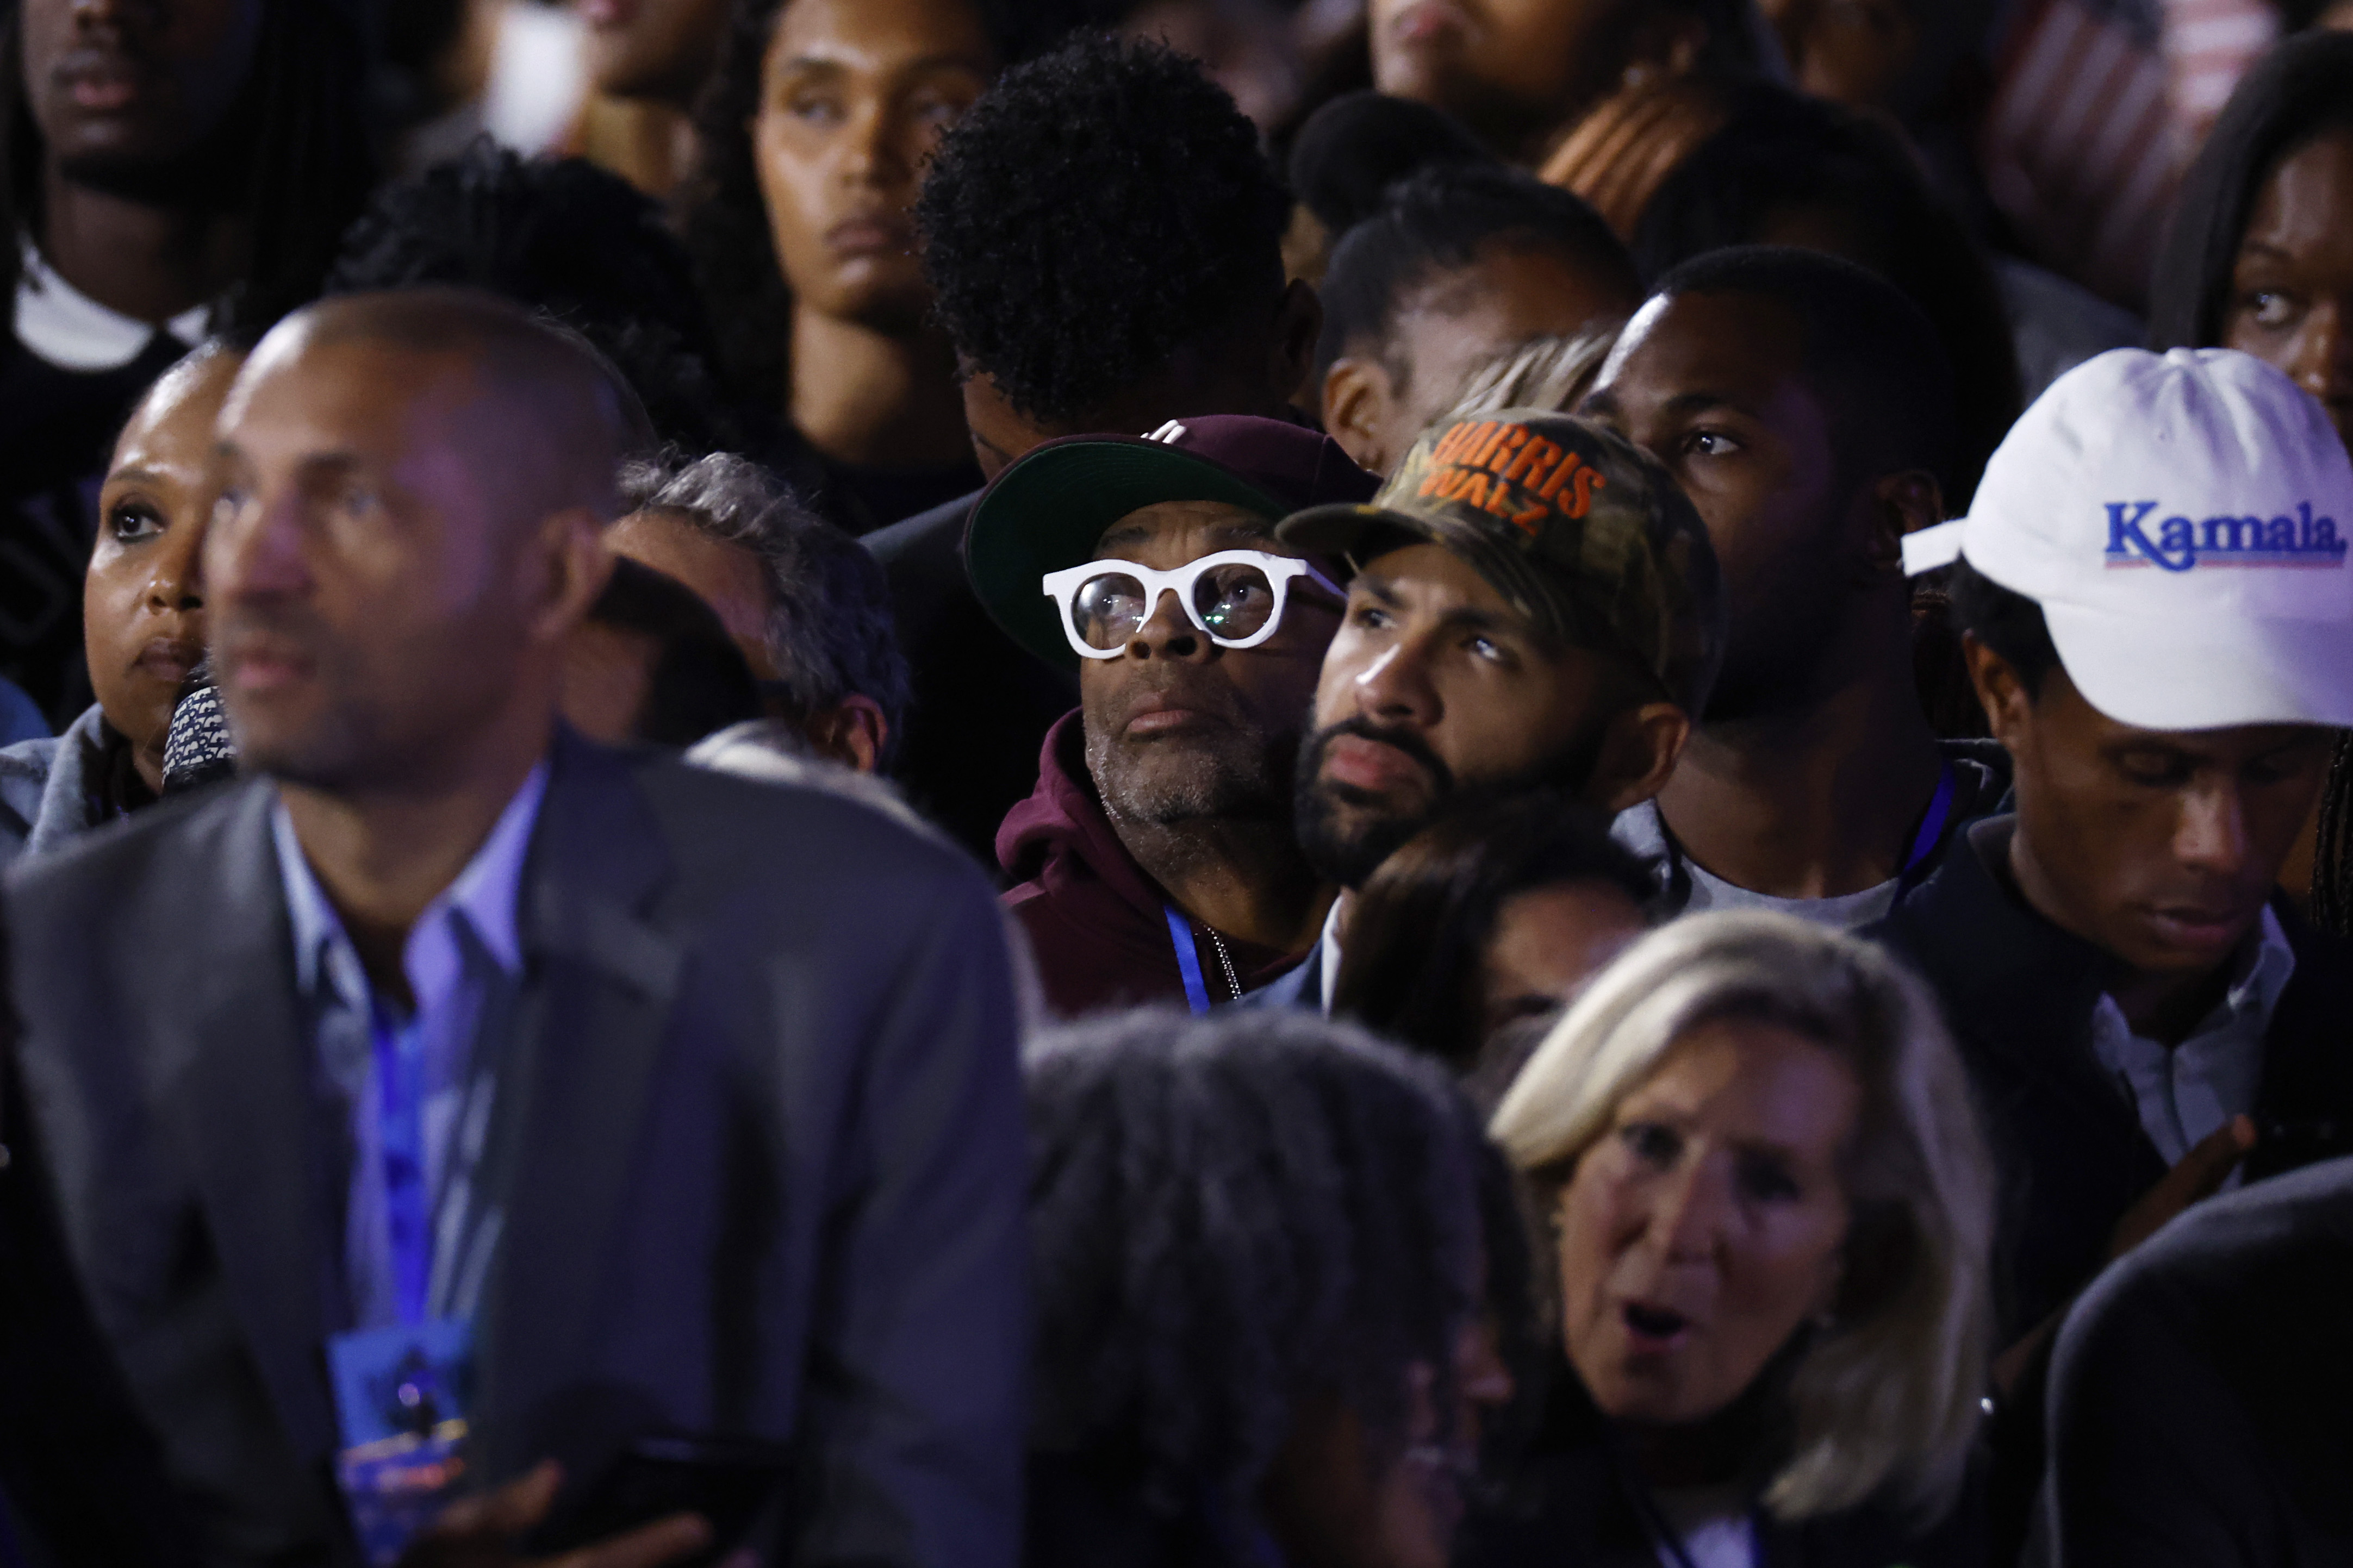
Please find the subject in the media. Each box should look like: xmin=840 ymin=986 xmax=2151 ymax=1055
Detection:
xmin=2103 ymin=501 xmax=2348 ymax=572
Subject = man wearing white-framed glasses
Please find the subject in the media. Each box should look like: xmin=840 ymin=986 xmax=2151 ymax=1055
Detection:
xmin=969 ymin=416 xmax=1381 ymax=1016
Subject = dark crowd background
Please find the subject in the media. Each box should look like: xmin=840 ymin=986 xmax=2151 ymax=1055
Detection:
xmin=3 ymin=0 xmax=2353 ymax=1565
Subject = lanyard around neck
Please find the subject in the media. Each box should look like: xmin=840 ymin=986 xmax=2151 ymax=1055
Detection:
xmin=1657 ymin=757 xmax=1960 ymax=912
xmin=1166 ymin=904 xmax=1213 ymax=1015
xmin=370 ymin=1002 xmax=433 ymax=1326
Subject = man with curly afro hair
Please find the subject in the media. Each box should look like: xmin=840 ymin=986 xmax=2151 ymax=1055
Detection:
xmin=864 ymin=33 xmax=1322 ymax=867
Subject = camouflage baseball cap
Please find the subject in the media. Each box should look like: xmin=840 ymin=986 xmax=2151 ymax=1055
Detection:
xmin=1276 ymin=409 xmax=1725 ymax=716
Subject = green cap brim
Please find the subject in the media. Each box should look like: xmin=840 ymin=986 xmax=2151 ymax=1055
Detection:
xmin=968 ymin=439 xmax=1291 ymax=669
xmin=1275 ymin=502 xmax=1437 ymax=561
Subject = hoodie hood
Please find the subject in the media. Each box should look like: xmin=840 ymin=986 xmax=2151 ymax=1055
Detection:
xmin=998 ymin=710 xmax=1319 ymax=1017
xmin=998 ymin=710 xmax=1170 ymax=923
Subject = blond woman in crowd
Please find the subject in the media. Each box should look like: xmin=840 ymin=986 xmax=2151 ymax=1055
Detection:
xmin=1469 ymin=911 xmax=1994 ymax=1568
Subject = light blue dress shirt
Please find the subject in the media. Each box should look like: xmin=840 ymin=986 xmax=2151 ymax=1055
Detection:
xmin=2087 ymin=906 xmax=2297 ymax=1169
xmin=274 ymin=765 xmax=548 ymax=1330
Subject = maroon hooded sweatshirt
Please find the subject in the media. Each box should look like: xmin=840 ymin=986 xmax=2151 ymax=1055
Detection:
xmin=999 ymin=711 xmax=1314 ymax=1019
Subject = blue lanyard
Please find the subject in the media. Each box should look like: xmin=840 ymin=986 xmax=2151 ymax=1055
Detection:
xmin=1891 ymin=758 xmax=1961 ymax=904
xmin=371 ymin=1003 xmax=433 ymax=1326
xmin=1165 ymin=904 xmax=1213 ymax=1016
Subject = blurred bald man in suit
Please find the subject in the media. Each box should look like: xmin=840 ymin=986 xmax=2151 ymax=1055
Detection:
xmin=6 ymin=290 xmax=1028 ymax=1567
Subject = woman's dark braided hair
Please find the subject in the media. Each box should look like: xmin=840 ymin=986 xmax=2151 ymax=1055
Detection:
xmin=0 ymin=0 xmax=377 ymax=335
xmin=1023 ymin=1008 xmax=1533 ymax=1526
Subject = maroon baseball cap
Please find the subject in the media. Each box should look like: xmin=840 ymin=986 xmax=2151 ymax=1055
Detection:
xmin=965 ymin=416 xmax=1380 ymax=669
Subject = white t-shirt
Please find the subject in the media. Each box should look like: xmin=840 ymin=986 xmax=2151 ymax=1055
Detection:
xmin=1613 ymin=800 xmax=1901 ymax=929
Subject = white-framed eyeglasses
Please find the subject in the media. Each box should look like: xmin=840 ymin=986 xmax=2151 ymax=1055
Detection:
xmin=1040 ymin=549 xmax=1347 ymax=660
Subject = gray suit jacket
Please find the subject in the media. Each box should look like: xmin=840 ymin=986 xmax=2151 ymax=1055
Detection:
xmin=7 ymin=730 xmax=1030 ymax=1568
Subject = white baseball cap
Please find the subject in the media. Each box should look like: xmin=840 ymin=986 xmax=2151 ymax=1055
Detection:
xmin=1904 ymin=347 xmax=2353 ymax=732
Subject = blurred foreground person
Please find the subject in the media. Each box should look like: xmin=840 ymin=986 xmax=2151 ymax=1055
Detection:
xmin=2044 ymin=1153 xmax=2353 ymax=1567
xmin=1315 ymin=165 xmax=1639 ymax=477
xmin=612 ymin=451 xmax=909 ymax=772
xmin=558 ymin=554 xmax=763 ymax=747
xmin=979 ymin=419 xmax=1375 ymax=1015
xmin=870 ymin=33 xmax=1320 ymax=862
xmin=1 ymin=0 xmax=374 ymax=723
xmin=0 ymin=338 xmax=241 ymax=862
xmin=1023 ymin=1008 xmax=1526 ymax=1568
xmin=1331 ymin=792 xmax=1653 ymax=1101
xmin=0 ymin=923 xmax=198 ymax=1567
xmin=1476 ymin=911 xmax=1993 ymax=1568
xmin=7 ymin=289 xmax=1028 ymax=1566
xmin=1583 ymin=250 xmax=2010 ymax=927
xmin=1264 ymin=410 xmax=1722 ymax=1009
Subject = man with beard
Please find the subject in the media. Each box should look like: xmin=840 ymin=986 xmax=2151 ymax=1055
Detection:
xmin=1580 ymin=248 xmax=2012 ymax=926
xmin=976 ymin=417 xmax=1379 ymax=1016
xmin=1259 ymin=409 xmax=1723 ymax=1010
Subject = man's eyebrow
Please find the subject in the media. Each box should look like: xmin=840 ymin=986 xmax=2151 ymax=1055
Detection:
xmin=103 ymin=465 xmax=167 ymax=488
xmin=2236 ymin=240 xmax=2295 ymax=263
xmin=1352 ymin=572 xmax=1521 ymax=633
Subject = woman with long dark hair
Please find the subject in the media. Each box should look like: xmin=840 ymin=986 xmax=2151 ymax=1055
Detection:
xmin=683 ymin=0 xmax=1065 ymax=534
xmin=2150 ymin=33 xmax=2353 ymax=930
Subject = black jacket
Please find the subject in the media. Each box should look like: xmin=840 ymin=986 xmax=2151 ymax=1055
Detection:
xmin=0 ymin=1033 xmax=196 ymax=1566
xmin=1459 ymin=1358 xmax=1983 ymax=1568
xmin=862 ymin=493 xmax=1077 ymax=873
xmin=2044 ymin=1154 xmax=2353 ymax=1567
xmin=1876 ymin=815 xmax=2353 ymax=1344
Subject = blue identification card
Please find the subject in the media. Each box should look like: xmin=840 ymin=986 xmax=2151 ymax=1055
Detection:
xmin=328 ymin=1320 xmax=477 ymax=1566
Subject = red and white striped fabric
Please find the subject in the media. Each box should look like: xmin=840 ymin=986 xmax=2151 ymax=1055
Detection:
xmin=1978 ymin=0 xmax=2274 ymax=311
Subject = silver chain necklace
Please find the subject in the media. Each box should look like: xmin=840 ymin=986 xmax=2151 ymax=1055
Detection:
xmin=1205 ymin=927 xmax=1243 ymax=1002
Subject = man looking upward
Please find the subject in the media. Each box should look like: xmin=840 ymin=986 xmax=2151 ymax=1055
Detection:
xmin=867 ymin=34 xmax=1322 ymax=863
xmin=1262 ymin=410 xmax=1723 ymax=1009
xmin=973 ymin=417 xmax=1377 ymax=1015
xmin=8 ymin=289 xmax=1026 ymax=1566
xmin=1581 ymin=247 xmax=2011 ymax=924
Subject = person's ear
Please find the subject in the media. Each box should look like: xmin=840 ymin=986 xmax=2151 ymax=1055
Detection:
xmin=1862 ymin=470 xmax=1944 ymax=576
xmin=527 ymin=507 xmax=613 ymax=645
xmin=802 ymin=695 xmax=888 ymax=773
xmin=1585 ymin=700 xmax=1692 ymax=814
xmin=1321 ymin=358 xmax=1398 ymax=476
xmin=1963 ymin=631 xmax=2031 ymax=747
xmin=1268 ymin=277 xmax=1325 ymax=410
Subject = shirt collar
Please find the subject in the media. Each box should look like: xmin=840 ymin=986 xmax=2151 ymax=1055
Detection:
xmin=275 ymin=763 xmax=551 ymax=1008
xmin=2224 ymin=904 xmax=2297 ymax=1024
xmin=1315 ymin=896 xmax=1346 ymax=1016
xmin=14 ymin=235 xmax=210 ymax=372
